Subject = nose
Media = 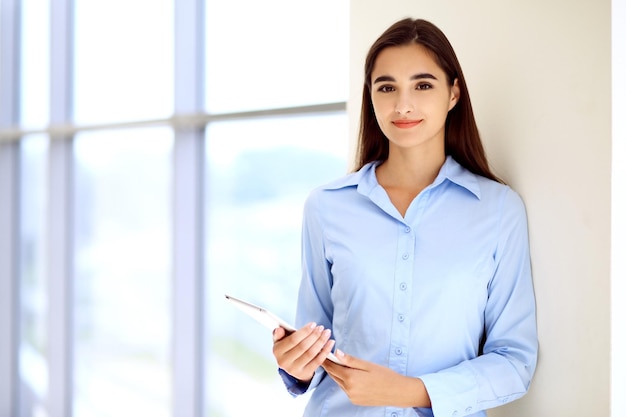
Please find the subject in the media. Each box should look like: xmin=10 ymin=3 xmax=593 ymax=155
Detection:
xmin=395 ymin=93 xmax=414 ymax=115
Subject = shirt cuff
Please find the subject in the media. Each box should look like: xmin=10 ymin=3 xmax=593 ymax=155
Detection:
xmin=418 ymin=364 xmax=480 ymax=417
xmin=278 ymin=368 xmax=312 ymax=396
xmin=278 ymin=367 xmax=325 ymax=397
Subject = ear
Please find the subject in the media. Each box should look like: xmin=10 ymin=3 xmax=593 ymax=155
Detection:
xmin=448 ymin=78 xmax=460 ymax=111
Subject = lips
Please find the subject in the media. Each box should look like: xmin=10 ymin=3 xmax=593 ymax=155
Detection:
xmin=392 ymin=119 xmax=423 ymax=128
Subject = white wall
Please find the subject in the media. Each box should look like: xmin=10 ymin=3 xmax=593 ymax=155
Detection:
xmin=349 ymin=1 xmax=613 ymax=416
xmin=612 ymin=1 xmax=625 ymax=416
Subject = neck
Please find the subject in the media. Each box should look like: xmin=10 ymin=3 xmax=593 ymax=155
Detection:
xmin=377 ymin=145 xmax=446 ymax=190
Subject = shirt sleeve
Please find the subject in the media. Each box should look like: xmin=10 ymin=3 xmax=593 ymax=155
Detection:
xmin=277 ymin=190 xmax=334 ymax=396
xmin=418 ymin=188 xmax=538 ymax=417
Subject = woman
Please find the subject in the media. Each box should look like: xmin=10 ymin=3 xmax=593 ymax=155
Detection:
xmin=272 ymin=18 xmax=537 ymax=417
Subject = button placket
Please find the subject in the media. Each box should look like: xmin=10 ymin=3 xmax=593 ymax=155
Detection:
xmin=389 ymin=221 xmax=414 ymax=373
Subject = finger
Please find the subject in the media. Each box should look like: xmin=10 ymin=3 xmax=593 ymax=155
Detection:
xmin=290 ymin=326 xmax=331 ymax=366
xmin=322 ymin=361 xmax=347 ymax=388
xmin=287 ymin=327 xmax=332 ymax=367
xmin=324 ymin=350 xmax=368 ymax=374
xmin=317 ymin=339 xmax=336 ymax=364
xmin=272 ymin=327 xmax=286 ymax=342
xmin=273 ymin=323 xmax=317 ymax=357
xmin=332 ymin=349 xmax=368 ymax=370
xmin=274 ymin=327 xmax=334 ymax=382
xmin=273 ymin=324 xmax=331 ymax=375
xmin=322 ymin=355 xmax=348 ymax=379
xmin=289 ymin=322 xmax=319 ymax=345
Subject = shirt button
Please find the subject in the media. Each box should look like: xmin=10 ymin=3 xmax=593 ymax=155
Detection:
xmin=452 ymin=412 xmax=458 ymax=416
xmin=398 ymin=314 xmax=405 ymax=322
xmin=404 ymin=226 xmax=411 ymax=233
xmin=465 ymin=407 xmax=473 ymax=413
xmin=399 ymin=282 xmax=407 ymax=291
xmin=395 ymin=348 xmax=402 ymax=355
xmin=391 ymin=413 xmax=398 ymax=417
xmin=402 ymin=253 xmax=409 ymax=260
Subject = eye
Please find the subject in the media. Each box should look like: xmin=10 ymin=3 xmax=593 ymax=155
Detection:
xmin=416 ymin=83 xmax=433 ymax=90
xmin=377 ymin=85 xmax=395 ymax=93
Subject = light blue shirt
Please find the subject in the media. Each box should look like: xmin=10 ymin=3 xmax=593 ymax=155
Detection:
xmin=281 ymin=156 xmax=538 ymax=417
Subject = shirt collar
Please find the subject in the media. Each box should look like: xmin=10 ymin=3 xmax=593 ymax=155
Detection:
xmin=323 ymin=156 xmax=482 ymax=199
xmin=434 ymin=156 xmax=482 ymax=199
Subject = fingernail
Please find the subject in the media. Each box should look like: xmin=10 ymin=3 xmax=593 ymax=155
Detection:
xmin=336 ymin=349 xmax=345 ymax=358
xmin=308 ymin=322 xmax=317 ymax=329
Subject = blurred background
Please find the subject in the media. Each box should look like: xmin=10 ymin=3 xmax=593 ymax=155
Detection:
xmin=0 ymin=1 xmax=349 ymax=416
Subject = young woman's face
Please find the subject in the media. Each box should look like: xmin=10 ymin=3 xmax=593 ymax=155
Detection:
xmin=370 ymin=43 xmax=459 ymax=154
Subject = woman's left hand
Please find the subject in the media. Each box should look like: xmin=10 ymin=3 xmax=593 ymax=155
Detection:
xmin=322 ymin=350 xmax=431 ymax=408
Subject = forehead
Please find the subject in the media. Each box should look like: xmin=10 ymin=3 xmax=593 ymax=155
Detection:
xmin=372 ymin=43 xmax=444 ymax=78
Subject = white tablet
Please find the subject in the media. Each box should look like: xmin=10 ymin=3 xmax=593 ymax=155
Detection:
xmin=224 ymin=294 xmax=342 ymax=364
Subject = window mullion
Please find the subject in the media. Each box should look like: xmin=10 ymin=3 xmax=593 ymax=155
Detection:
xmin=48 ymin=0 xmax=75 ymax=416
xmin=173 ymin=1 xmax=205 ymax=417
xmin=0 ymin=0 xmax=21 ymax=414
xmin=0 ymin=145 xmax=19 ymax=416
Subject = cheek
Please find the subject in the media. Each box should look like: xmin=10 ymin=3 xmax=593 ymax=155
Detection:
xmin=372 ymin=102 xmax=396 ymax=132
xmin=431 ymin=99 xmax=454 ymax=121
xmin=374 ymin=113 xmax=388 ymax=135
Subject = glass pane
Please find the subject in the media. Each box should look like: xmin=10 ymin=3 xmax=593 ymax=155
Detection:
xmin=73 ymin=128 xmax=173 ymax=417
xmin=20 ymin=0 xmax=50 ymax=127
xmin=205 ymin=1 xmax=349 ymax=113
xmin=73 ymin=0 xmax=173 ymax=124
xmin=205 ymin=113 xmax=349 ymax=416
xmin=19 ymin=134 xmax=49 ymax=400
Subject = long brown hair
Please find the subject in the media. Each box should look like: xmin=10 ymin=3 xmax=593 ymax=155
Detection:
xmin=355 ymin=18 xmax=501 ymax=183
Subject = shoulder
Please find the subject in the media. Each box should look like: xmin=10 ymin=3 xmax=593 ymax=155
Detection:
xmin=444 ymin=157 xmax=527 ymax=218
xmin=475 ymin=176 xmax=527 ymax=221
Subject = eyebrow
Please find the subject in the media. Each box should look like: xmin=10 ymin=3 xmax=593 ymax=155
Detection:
xmin=373 ymin=73 xmax=438 ymax=84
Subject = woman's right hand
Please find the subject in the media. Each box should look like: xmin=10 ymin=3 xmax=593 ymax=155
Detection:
xmin=272 ymin=322 xmax=335 ymax=383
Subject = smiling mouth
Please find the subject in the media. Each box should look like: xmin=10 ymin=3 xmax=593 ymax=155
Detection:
xmin=392 ymin=120 xmax=423 ymax=128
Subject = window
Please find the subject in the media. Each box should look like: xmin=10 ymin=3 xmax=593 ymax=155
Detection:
xmin=205 ymin=1 xmax=349 ymax=113
xmin=0 ymin=1 xmax=349 ymax=416
xmin=203 ymin=4 xmax=348 ymax=414
xmin=18 ymin=0 xmax=51 ymax=410
xmin=73 ymin=0 xmax=174 ymax=125
xmin=205 ymin=114 xmax=348 ymax=416
xmin=73 ymin=129 xmax=173 ymax=417
xmin=18 ymin=135 xmax=49 ymax=406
